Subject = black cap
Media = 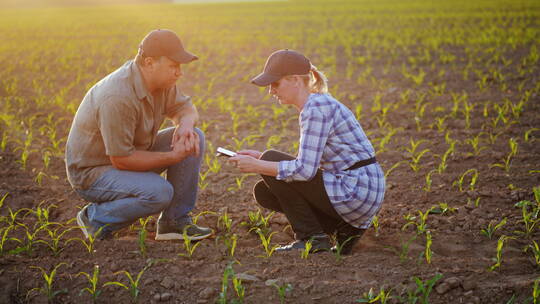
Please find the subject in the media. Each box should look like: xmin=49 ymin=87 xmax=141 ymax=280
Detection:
xmin=139 ymin=29 xmax=198 ymax=64
xmin=251 ymin=49 xmax=311 ymax=86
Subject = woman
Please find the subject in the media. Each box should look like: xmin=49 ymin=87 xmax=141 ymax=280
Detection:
xmin=229 ymin=49 xmax=385 ymax=254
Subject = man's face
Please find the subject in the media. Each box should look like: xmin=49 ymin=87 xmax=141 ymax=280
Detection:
xmin=149 ymin=56 xmax=182 ymax=90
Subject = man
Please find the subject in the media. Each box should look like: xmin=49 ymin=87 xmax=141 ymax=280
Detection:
xmin=65 ymin=29 xmax=212 ymax=241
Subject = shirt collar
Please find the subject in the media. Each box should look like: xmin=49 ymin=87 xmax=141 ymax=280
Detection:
xmin=129 ymin=60 xmax=152 ymax=101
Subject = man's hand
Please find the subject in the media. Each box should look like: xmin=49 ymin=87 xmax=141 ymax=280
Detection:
xmin=172 ymin=125 xmax=200 ymax=157
xmin=171 ymin=129 xmax=199 ymax=161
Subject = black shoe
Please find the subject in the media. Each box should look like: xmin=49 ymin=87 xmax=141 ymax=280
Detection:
xmin=331 ymin=227 xmax=365 ymax=255
xmin=155 ymin=220 xmax=213 ymax=241
xmin=76 ymin=205 xmax=111 ymax=240
xmin=275 ymin=234 xmax=331 ymax=253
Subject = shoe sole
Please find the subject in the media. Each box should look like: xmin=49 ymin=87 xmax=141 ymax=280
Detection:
xmin=76 ymin=209 xmax=90 ymax=239
xmin=155 ymin=232 xmax=212 ymax=241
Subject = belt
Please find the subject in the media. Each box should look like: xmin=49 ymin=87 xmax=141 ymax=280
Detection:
xmin=345 ymin=157 xmax=377 ymax=170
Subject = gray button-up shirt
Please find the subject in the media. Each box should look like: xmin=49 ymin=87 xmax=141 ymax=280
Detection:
xmin=65 ymin=60 xmax=193 ymax=190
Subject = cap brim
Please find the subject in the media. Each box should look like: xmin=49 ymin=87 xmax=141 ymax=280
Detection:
xmin=170 ymin=50 xmax=198 ymax=64
xmin=250 ymin=72 xmax=281 ymax=86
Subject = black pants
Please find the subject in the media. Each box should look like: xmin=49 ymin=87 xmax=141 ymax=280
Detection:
xmin=253 ymin=150 xmax=355 ymax=240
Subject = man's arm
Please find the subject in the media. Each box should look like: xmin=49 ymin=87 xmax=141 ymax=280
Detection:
xmin=109 ymin=105 xmax=200 ymax=172
xmin=110 ymin=150 xmax=177 ymax=171
xmin=171 ymin=104 xmax=200 ymax=156
xmin=110 ymin=131 xmax=197 ymax=171
xmin=171 ymin=104 xmax=198 ymax=131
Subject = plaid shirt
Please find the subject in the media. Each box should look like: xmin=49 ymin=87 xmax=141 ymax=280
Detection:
xmin=277 ymin=93 xmax=385 ymax=228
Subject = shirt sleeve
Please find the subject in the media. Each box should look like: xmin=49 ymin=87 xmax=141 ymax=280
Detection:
xmin=276 ymin=105 xmax=332 ymax=182
xmin=164 ymin=86 xmax=194 ymax=118
xmin=97 ymin=95 xmax=137 ymax=157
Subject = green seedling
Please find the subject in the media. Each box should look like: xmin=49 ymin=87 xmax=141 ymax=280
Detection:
xmin=461 ymin=100 xmax=475 ymax=129
xmin=27 ymin=263 xmax=67 ymax=303
xmin=412 ymin=273 xmax=443 ymax=304
xmin=272 ymin=282 xmax=293 ymax=304
xmin=404 ymin=138 xmax=427 ymax=157
xmin=0 ymin=192 xmax=8 ymax=210
xmin=137 ymin=216 xmax=152 ymax=258
xmin=466 ymin=133 xmax=486 ymax=156
xmin=0 ymin=226 xmax=21 ymax=255
xmin=384 ymin=160 xmax=407 ymax=179
xmin=490 ymin=138 xmax=518 ymax=172
xmin=524 ymin=240 xmax=540 ymax=268
xmin=217 ymin=262 xmax=244 ymax=304
xmin=178 ymin=229 xmax=202 ymax=259
xmin=409 ymin=149 xmax=430 ymax=172
xmin=5 ymin=206 xmax=32 ymax=226
xmin=468 ymin=197 xmax=481 ymax=208
xmin=426 ymin=230 xmax=433 ymax=264
xmin=104 ymin=264 xmax=149 ymax=303
xmin=524 ymin=128 xmax=539 ymax=143
xmin=219 ymin=233 xmax=238 ymax=258
xmin=198 ymin=170 xmax=209 ymax=191
xmin=480 ymin=218 xmax=507 ymax=239
xmin=42 ymin=224 xmax=76 ymax=256
xmin=356 ymin=287 xmax=392 ymax=303
xmin=372 ymin=215 xmax=380 ymax=237
xmin=11 ymin=222 xmax=50 ymax=255
xmin=386 ymin=234 xmax=417 ymax=264
xmin=435 ymin=146 xmax=453 ymax=174
xmin=513 ymin=201 xmax=539 ymax=239
xmin=256 ymin=229 xmax=278 ymax=258
xmin=300 ymin=240 xmax=312 ymax=259
xmin=32 ymin=201 xmax=57 ymax=227
xmin=489 ymin=235 xmax=514 ymax=271
xmin=232 ymin=274 xmax=245 ymax=304
xmin=453 ymin=169 xmax=479 ymax=192
xmin=432 ymin=116 xmax=447 ymax=133
xmin=193 ymin=210 xmax=216 ymax=225
xmin=67 ymin=225 xmax=108 ymax=255
xmin=242 ymin=208 xmax=274 ymax=237
xmin=77 ymin=265 xmax=102 ymax=303
xmin=422 ymin=170 xmax=437 ymax=192
xmin=217 ymin=212 xmax=233 ymax=234
xmin=429 ymin=202 xmax=456 ymax=215
xmin=227 ymin=174 xmax=251 ymax=192
xmin=332 ymin=235 xmax=357 ymax=263
xmin=402 ymin=209 xmax=429 ymax=235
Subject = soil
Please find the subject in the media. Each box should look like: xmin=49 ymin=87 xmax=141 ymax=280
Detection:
xmin=1 ymin=5 xmax=540 ymax=304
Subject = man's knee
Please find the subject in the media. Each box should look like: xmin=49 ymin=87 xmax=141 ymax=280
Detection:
xmin=194 ymin=127 xmax=205 ymax=153
xmin=260 ymin=149 xmax=293 ymax=161
xmin=148 ymin=180 xmax=174 ymax=206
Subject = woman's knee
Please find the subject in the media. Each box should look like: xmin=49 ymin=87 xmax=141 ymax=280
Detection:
xmin=253 ymin=180 xmax=281 ymax=212
xmin=260 ymin=149 xmax=294 ymax=161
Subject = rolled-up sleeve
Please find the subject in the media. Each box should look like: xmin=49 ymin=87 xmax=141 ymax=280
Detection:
xmin=97 ymin=95 xmax=137 ymax=157
xmin=276 ymin=106 xmax=331 ymax=182
xmin=164 ymin=86 xmax=193 ymax=118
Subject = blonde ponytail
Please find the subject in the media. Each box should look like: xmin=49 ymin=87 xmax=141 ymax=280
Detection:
xmin=309 ymin=65 xmax=328 ymax=94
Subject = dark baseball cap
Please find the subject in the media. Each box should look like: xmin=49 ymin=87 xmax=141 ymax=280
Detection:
xmin=139 ymin=29 xmax=198 ymax=64
xmin=251 ymin=49 xmax=311 ymax=86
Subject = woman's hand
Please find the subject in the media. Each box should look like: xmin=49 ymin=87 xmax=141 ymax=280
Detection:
xmin=237 ymin=150 xmax=263 ymax=159
xmin=229 ymin=154 xmax=260 ymax=173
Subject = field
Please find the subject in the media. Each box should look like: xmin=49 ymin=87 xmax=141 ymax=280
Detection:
xmin=0 ymin=0 xmax=539 ymax=303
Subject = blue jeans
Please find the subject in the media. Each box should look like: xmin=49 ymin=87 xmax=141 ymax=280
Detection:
xmin=75 ymin=127 xmax=204 ymax=233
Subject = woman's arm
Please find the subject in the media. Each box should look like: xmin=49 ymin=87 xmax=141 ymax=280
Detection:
xmin=229 ymin=155 xmax=278 ymax=176
xmin=277 ymin=105 xmax=332 ymax=182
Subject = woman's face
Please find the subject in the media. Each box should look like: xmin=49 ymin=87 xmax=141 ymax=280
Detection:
xmin=269 ymin=76 xmax=298 ymax=105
